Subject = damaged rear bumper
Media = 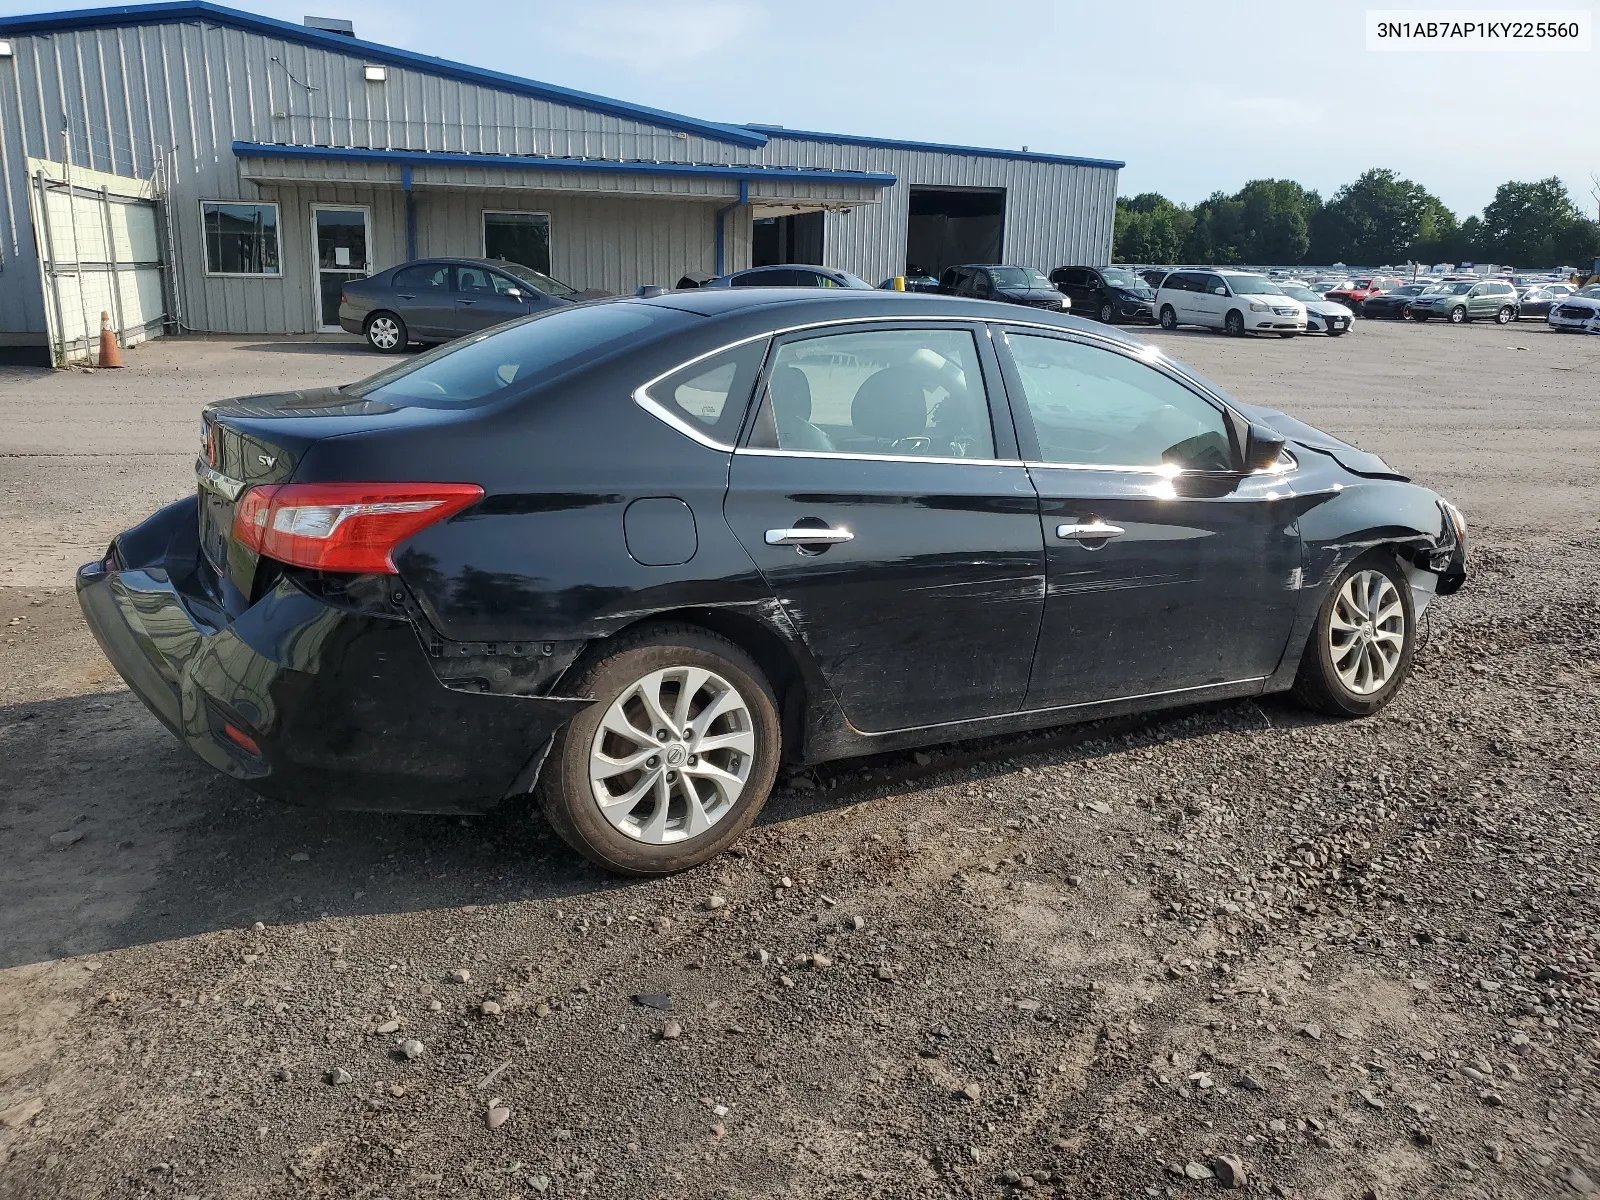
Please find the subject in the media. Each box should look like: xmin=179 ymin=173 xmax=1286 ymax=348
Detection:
xmin=76 ymin=497 xmax=590 ymax=814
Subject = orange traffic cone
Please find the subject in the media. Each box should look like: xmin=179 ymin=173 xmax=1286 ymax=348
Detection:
xmin=96 ymin=311 xmax=124 ymax=369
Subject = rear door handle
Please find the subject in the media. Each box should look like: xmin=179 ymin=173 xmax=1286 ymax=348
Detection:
xmin=457 ymin=299 xmax=477 ymax=306
xmin=1056 ymin=520 xmax=1125 ymax=541
xmin=765 ymin=526 xmax=854 ymax=547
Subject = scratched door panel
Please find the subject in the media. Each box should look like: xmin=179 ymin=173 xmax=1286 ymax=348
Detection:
xmin=1024 ymin=466 xmax=1304 ymax=708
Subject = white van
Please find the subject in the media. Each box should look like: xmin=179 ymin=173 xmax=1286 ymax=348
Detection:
xmin=1155 ymin=270 xmax=1307 ymax=337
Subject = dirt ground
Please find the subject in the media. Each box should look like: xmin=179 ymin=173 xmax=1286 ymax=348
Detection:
xmin=1 ymin=320 xmax=1597 ymax=1199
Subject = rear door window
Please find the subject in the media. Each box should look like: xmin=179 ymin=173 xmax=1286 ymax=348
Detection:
xmin=747 ymin=326 xmax=996 ymax=459
xmin=393 ymin=263 xmax=452 ymax=291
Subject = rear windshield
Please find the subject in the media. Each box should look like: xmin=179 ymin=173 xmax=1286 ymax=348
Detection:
xmin=349 ymin=302 xmax=685 ymax=407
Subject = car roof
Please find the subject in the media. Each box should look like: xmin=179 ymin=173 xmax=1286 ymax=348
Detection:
xmin=731 ymin=263 xmax=844 ymax=273
xmin=397 ymin=257 xmax=522 ymax=270
xmin=638 ymin=287 xmax=1142 ymax=343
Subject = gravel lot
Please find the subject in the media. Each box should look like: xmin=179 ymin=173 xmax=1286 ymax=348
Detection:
xmin=1 ymin=321 xmax=1598 ymax=1199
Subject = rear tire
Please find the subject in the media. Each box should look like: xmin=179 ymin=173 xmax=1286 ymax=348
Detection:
xmin=1495 ymin=306 xmax=1515 ymax=324
xmin=1292 ymin=552 xmax=1415 ymax=718
xmin=1159 ymin=305 xmax=1178 ymax=330
xmin=1225 ymin=310 xmax=1245 ymax=337
xmin=537 ymin=625 xmax=781 ymax=876
xmin=365 ymin=312 xmax=407 ymax=353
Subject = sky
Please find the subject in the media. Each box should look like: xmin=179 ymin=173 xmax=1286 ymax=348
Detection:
xmin=3 ymin=0 xmax=1595 ymax=219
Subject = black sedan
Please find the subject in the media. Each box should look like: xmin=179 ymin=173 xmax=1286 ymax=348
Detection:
xmin=1358 ymin=283 xmax=1430 ymax=319
xmin=1515 ymin=285 xmax=1573 ymax=320
xmin=939 ymin=264 xmax=1068 ymax=310
xmin=78 ymin=290 xmax=1467 ymax=876
xmin=338 ymin=257 xmax=600 ymax=353
xmin=1049 ymin=265 xmax=1156 ymax=323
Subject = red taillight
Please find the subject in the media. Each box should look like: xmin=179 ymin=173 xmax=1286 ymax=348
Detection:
xmin=223 ymin=723 xmax=261 ymax=755
xmin=232 ymin=482 xmax=483 ymax=574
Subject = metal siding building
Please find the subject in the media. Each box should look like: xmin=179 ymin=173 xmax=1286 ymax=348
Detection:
xmin=0 ymin=1 xmax=1121 ymax=363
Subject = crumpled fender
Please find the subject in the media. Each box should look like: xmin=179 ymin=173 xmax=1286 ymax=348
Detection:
xmin=1234 ymin=402 xmax=1408 ymax=480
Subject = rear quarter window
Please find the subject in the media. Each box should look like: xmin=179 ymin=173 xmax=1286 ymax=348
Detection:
xmin=351 ymin=302 xmax=688 ymax=408
xmin=641 ymin=340 xmax=768 ymax=446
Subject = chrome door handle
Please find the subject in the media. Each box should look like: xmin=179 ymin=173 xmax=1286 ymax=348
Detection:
xmin=765 ymin=526 xmax=855 ymax=546
xmin=1056 ymin=520 xmax=1125 ymax=541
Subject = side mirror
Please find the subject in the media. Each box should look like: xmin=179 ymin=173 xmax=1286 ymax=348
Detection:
xmin=1243 ymin=422 xmax=1288 ymax=472
xmin=1212 ymin=286 xmax=1228 ymax=296
xmin=505 ymin=287 xmax=524 ymax=299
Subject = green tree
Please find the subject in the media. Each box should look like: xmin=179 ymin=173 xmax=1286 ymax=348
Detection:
xmin=1235 ymin=179 xmax=1318 ymax=263
xmin=1479 ymin=177 xmax=1600 ymax=267
xmin=1185 ymin=192 xmax=1247 ymax=264
xmin=1309 ymin=168 xmax=1455 ymax=265
xmin=1112 ymin=193 xmax=1193 ymax=264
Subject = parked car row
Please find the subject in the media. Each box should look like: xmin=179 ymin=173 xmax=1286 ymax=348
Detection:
xmin=340 ymin=255 xmax=1592 ymax=357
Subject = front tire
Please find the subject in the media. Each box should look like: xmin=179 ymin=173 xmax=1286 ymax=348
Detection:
xmin=1225 ymin=309 xmax=1245 ymax=337
xmin=365 ymin=312 xmax=407 ymax=353
xmin=1448 ymin=306 xmax=1467 ymax=325
xmin=1292 ymin=553 xmax=1415 ymax=718
xmin=1495 ymin=306 xmax=1515 ymax=324
xmin=1098 ymin=301 xmax=1115 ymax=323
xmin=1159 ymin=305 xmax=1178 ymax=330
xmin=1327 ymin=328 xmax=1347 ymax=337
xmin=538 ymin=625 xmax=781 ymax=875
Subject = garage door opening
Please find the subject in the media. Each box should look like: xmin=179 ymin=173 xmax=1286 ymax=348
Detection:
xmin=752 ymin=211 xmax=823 ymax=267
xmin=906 ymin=186 xmax=1005 ymax=278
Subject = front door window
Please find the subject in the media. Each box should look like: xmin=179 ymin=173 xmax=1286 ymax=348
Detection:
xmin=312 ymin=206 xmax=370 ymax=330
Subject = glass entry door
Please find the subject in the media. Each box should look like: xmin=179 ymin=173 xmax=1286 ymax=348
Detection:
xmin=311 ymin=205 xmax=371 ymax=331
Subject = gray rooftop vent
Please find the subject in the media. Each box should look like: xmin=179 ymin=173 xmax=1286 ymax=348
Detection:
xmin=303 ymin=15 xmax=355 ymax=36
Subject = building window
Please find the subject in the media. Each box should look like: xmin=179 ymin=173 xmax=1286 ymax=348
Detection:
xmin=484 ymin=211 xmax=551 ymax=274
xmin=201 ymin=202 xmax=281 ymax=275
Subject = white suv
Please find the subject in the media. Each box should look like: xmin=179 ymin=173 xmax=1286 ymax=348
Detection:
xmin=1155 ymin=270 xmax=1306 ymax=337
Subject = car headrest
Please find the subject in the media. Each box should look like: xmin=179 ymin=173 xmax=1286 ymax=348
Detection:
xmin=769 ymin=365 xmax=812 ymax=423
xmin=851 ymin=368 xmax=927 ymax=441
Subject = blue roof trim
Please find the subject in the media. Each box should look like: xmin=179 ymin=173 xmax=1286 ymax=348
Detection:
xmin=232 ymin=142 xmax=896 ymax=187
xmin=745 ymin=124 xmax=1125 ymax=170
xmin=0 ymin=1 xmax=768 ymax=149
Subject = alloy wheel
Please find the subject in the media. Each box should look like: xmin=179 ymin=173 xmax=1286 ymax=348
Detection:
xmin=1449 ymin=306 xmax=1466 ymax=324
xmin=587 ymin=666 xmax=755 ymax=844
xmin=1328 ymin=569 xmax=1405 ymax=696
xmin=1099 ymin=302 xmax=1114 ymax=322
xmin=368 ymin=317 xmax=401 ymax=350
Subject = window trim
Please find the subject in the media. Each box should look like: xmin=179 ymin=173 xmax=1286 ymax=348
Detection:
xmin=481 ymin=209 xmax=554 ymax=273
xmin=199 ymin=199 xmax=283 ymax=278
xmin=633 ymin=313 xmax=1251 ymax=469
xmin=633 ymin=332 xmax=775 ymax=451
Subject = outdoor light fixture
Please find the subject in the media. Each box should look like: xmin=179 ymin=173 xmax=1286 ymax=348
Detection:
xmin=363 ymin=64 xmax=386 ymax=82
xmin=0 ymin=40 xmax=14 ymax=57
